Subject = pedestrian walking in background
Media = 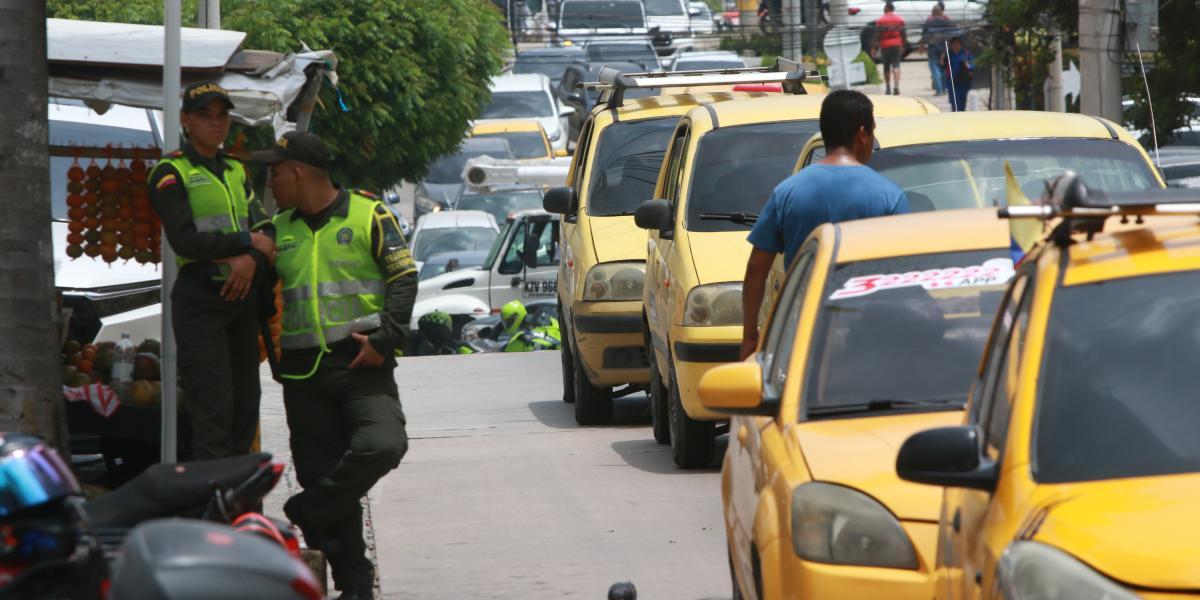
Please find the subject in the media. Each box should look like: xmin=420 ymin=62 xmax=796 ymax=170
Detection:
xmin=876 ymin=1 xmax=906 ymax=95
xmin=148 ymin=82 xmax=275 ymax=460
xmin=739 ymin=90 xmax=909 ymax=358
xmin=254 ymin=132 xmax=417 ymax=600
xmin=942 ymin=36 xmax=975 ymax=111
xmin=919 ymin=4 xmax=955 ymax=95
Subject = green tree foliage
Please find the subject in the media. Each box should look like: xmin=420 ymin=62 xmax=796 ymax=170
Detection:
xmin=977 ymin=0 xmax=1076 ymax=111
xmin=1125 ymin=0 xmax=1200 ymax=145
xmin=47 ymin=0 xmax=510 ymax=190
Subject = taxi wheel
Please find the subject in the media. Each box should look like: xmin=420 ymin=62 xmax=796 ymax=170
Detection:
xmin=647 ymin=345 xmax=670 ymax=445
xmin=559 ymin=304 xmax=576 ymax=404
xmin=669 ymin=367 xmax=715 ymax=468
xmin=573 ymin=348 xmax=613 ymax=425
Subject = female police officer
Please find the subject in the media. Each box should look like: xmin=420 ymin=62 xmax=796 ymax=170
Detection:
xmin=148 ymin=82 xmax=275 ymax=460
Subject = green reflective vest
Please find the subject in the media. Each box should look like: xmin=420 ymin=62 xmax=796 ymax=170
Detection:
xmin=151 ymin=153 xmax=252 ymax=267
xmin=273 ymin=192 xmax=386 ymax=378
xmin=503 ymin=318 xmax=561 ymax=352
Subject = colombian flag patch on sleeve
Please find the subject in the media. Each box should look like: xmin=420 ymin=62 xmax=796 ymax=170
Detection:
xmin=156 ymin=174 xmax=178 ymax=190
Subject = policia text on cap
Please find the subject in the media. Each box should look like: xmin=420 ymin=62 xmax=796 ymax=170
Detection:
xmin=148 ymin=82 xmax=276 ymax=460
xmin=254 ymin=131 xmax=416 ymax=599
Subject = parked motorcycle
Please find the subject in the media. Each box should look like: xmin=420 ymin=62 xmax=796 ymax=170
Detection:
xmin=0 ymin=434 xmax=312 ymax=599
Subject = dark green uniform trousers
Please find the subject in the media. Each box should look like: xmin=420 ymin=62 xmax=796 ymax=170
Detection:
xmin=281 ymin=364 xmax=408 ymax=592
xmin=171 ymin=273 xmax=261 ymax=461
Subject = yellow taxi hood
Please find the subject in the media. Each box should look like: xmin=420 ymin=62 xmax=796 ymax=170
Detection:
xmin=1032 ymin=474 xmax=1200 ymax=590
xmin=794 ymin=411 xmax=963 ymax=521
xmin=589 ymin=215 xmax=647 ymax=264
xmin=687 ymin=231 xmax=752 ymax=284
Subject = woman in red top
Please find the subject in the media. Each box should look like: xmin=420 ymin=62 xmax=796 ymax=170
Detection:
xmin=876 ymin=1 xmax=906 ymax=95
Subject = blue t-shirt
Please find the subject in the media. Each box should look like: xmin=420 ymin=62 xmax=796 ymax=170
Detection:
xmin=747 ymin=164 xmax=909 ymax=267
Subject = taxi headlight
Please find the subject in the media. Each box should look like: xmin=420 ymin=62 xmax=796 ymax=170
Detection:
xmin=583 ymin=262 xmax=645 ymax=301
xmin=682 ymin=283 xmax=742 ymax=327
xmin=791 ymin=482 xmax=918 ymax=569
xmin=997 ymin=542 xmax=1137 ymax=600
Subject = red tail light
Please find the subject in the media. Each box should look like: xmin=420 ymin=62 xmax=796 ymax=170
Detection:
xmin=848 ymin=7 xmax=861 ymax=15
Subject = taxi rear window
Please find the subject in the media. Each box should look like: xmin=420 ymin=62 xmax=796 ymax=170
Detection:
xmin=870 ymin=138 xmax=1159 ymax=212
xmin=586 ymin=117 xmax=677 ymax=216
xmin=1035 ymin=271 xmax=1200 ymax=483
xmin=803 ymin=249 xmax=1011 ymax=418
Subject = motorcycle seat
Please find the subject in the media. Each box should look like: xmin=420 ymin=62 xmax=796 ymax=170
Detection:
xmin=84 ymin=453 xmax=272 ymax=529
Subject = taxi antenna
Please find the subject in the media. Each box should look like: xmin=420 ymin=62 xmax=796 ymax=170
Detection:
xmin=1135 ymin=42 xmax=1160 ymax=169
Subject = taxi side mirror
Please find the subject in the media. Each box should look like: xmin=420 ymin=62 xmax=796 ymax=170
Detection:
xmin=634 ymin=199 xmax=672 ymax=232
xmin=697 ymin=360 xmax=776 ymax=416
xmin=896 ymin=426 xmax=998 ymax=492
xmin=543 ymin=186 xmax=576 ymax=215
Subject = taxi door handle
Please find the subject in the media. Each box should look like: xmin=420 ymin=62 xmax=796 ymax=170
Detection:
xmin=737 ymin=424 xmax=749 ymax=445
xmin=952 ymin=508 xmax=962 ymax=533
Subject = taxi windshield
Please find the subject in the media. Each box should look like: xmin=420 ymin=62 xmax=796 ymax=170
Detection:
xmin=586 ymin=117 xmax=678 ymax=216
xmin=413 ymin=227 xmax=498 ymax=262
xmin=803 ymin=250 xmax=1012 ymax=417
xmin=686 ymin=120 xmax=818 ymax=232
xmin=481 ymin=91 xmax=553 ymax=119
xmin=1035 ymin=271 xmax=1200 ymax=483
xmin=456 ymin=190 xmax=544 ymax=223
xmin=869 ymin=138 xmax=1159 ymax=212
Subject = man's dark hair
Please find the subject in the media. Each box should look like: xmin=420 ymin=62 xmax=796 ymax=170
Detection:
xmin=884 ymin=1 xmax=895 ymax=12
xmin=820 ymin=90 xmax=874 ymax=151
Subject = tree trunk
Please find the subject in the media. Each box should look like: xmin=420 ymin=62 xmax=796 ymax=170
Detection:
xmin=0 ymin=2 xmax=66 ymax=451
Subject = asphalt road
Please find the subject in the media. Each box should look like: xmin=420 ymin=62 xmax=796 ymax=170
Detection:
xmin=370 ymin=351 xmax=730 ymax=599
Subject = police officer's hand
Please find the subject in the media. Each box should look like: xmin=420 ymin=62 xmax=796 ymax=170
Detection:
xmin=250 ymin=232 xmax=277 ymax=264
xmin=348 ymin=332 xmax=385 ymax=369
xmin=216 ymin=254 xmax=257 ymax=301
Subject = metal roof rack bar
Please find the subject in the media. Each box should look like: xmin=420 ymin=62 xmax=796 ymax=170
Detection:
xmin=582 ymin=58 xmax=824 ymax=108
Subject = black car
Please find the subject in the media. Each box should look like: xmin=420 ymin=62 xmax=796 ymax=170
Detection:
xmin=555 ymin=61 xmax=660 ymax=142
xmin=513 ymin=47 xmax=588 ymax=88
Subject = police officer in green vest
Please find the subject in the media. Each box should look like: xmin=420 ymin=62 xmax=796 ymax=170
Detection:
xmin=253 ymin=131 xmax=416 ymax=600
xmin=148 ymin=82 xmax=275 ymax=461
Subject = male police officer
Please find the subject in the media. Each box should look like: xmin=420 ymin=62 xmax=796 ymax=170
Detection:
xmin=253 ymin=132 xmax=415 ymax=600
xmin=149 ymin=82 xmax=275 ymax=460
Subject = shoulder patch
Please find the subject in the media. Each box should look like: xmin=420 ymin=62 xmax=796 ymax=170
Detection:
xmin=354 ymin=188 xmax=379 ymax=200
xmin=155 ymin=173 xmax=179 ymax=190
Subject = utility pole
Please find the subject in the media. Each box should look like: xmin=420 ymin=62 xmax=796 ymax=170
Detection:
xmin=1079 ymin=0 xmax=1122 ymax=122
xmin=1046 ymin=31 xmax=1065 ymax=112
xmin=197 ymin=0 xmax=220 ymax=29
xmin=782 ymin=0 xmax=802 ymax=61
xmin=0 ymin=0 xmax=67 ymax=452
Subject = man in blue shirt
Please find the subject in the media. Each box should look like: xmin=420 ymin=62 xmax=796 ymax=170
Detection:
xmin=740 ymin=90 xmax=908 ymax=358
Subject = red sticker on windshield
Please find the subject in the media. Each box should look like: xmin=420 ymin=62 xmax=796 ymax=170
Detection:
xmin=830 ymin=258 xmax=1015 ymax=300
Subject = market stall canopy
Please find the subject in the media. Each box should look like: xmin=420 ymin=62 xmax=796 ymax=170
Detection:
xmin=46 ymin=18 xmax=338 ymax=135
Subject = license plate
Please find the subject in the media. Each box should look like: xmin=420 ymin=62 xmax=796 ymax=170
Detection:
xmin=523 ymin=280 xmax=555 ymax=297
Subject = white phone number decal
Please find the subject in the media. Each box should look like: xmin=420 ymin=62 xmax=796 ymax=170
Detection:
xmin=830 ymin=258 xmax=1015 ymax=300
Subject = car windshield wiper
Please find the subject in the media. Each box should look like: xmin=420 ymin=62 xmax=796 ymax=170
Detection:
xmin=807 ymin=397 xmax=964 ymax=417
xmin=699 ymin=211 xmax=759 ymax=226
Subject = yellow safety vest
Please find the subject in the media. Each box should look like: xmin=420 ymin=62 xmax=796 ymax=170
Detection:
xmin=272 ymin=192 xmax=386 ymax=379
xmin=151 ymin=153 xmax=251 ymax=267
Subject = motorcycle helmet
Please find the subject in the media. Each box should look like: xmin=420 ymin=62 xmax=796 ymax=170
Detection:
xmin=500 ymin=300 xmax=527 ymax=335
xmin=0 ymin=434 xmax=80 ymax=519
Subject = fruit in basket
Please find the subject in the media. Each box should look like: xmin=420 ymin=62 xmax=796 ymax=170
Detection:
xmin=76 ymin=359 xmax=94 ymax=374
xmin=130 ymin=380 xmax=155 ymax=406
xmin=136 ymin=339 xmax=161 ymax=356
xmin=68 ymin=372 xmax=92 ymax=388
xmin=133 ymin=354 xmax=159 ymax=381
xmin=80 ymin=346 xmax=96 ymax=362
xmin=60 ymin=340 xmax=79 ymax=358
xmin=62 ymin=365 xmax=78 ymax=383
xmin=93 ymin=349 xmax=113 ymax=379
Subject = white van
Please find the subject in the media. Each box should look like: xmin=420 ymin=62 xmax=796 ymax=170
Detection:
xmin=49 ymin=99 xmax=165 ymax=344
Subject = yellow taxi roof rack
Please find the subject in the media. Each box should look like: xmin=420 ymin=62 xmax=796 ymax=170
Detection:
xmin=999 ymin=172 xmax=1200 ymax=245
xmin=583 ymin=58 xmax=825 ymax=108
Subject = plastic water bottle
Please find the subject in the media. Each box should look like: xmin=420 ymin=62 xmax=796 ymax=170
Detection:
xmin=111 ymin=332 xmax=136 ymax=401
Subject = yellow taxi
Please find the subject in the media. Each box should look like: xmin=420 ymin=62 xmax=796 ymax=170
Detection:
xmin=542 ymin=64 xmax=810 ymax=425
xmin=761 ymin=110 xmax=1167 ymax=312
xmin=470 ymin=119 xmax=556 ymax=159
xmin=634 ymin=93 xmax=937 ymax=467
xmin=896 ymin=180 xmax=1200 ymax=600
xmin=698 ymin=208 xmax=1016 ymax=599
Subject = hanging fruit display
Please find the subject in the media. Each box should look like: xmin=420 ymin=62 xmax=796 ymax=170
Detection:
xmin=63 ymin=147 xmax=162 ymax=266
